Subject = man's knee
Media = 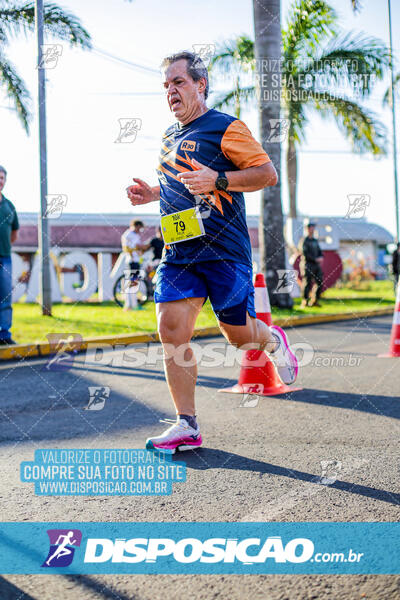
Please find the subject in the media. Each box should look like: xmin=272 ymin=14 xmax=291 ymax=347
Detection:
xmin=158 ymin=313 xmax=192 ymax=345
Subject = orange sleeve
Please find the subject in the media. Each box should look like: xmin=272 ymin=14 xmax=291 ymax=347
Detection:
xmin=221 ymin=119 xmax=270 ymax=169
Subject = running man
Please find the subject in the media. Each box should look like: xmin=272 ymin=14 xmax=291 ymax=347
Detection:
xmin=45 ymin=531 xmax=76 ymax=566
xmin=126 ymin=51 xmax=298 ymax=453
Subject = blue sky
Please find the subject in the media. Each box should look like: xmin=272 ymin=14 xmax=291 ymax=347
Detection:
xmin=1 ymin=0 xmax=399 ymax=235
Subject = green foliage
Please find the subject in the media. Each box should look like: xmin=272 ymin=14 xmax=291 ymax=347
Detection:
xmin=0 ymin=1 xmax=91 ymax=133
xmin=209 ymin=0 xmax=389 ymax=154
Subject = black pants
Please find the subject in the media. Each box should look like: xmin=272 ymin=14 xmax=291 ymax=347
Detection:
xmin=303 ymin=263 xmax=323 ymax=301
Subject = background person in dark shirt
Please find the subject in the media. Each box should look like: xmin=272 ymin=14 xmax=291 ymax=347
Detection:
xmin=300 ymin=222 xmax=324 ymax=308
xmin=0 ymin=165 xmax=19 ymax=345
xmin=142 ymin=226 xmax=164 ymax=265
xmin=392 ymin=242 xmax=400 ymax=291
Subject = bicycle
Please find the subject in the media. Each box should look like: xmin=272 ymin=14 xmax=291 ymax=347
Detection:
xmin=113 ymin=257 xmax=158 ymax=308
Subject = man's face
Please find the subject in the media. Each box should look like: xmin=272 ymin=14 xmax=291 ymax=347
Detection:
xmin=163 ymin=59 xmax=205 ymax=124
xmin=134 ymin=225 xmax=143 ymax=233
xmin=0 ymin=171 xmax=6 ymax=193
xmin=307 ymin=226 xmax=315 ymax=236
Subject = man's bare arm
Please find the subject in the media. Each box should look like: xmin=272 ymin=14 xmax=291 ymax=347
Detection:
xmin=11 ymin=230 xmax=18 ymax=243
xmin=224 ymin=162 xmax=277 ymax=192
xmin=178 ymin=159 xmax=277 ymax=195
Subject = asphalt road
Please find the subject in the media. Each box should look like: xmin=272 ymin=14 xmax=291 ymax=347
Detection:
xmin=0 ymin=315 xmax=399 ymax=599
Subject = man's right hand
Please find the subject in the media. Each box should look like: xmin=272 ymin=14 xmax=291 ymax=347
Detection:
xmin=126 ymin=179 xmax=158 ymax=205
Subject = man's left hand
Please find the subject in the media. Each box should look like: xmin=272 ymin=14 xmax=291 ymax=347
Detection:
xmin=177 ymin=158 xmax=218 ymax=195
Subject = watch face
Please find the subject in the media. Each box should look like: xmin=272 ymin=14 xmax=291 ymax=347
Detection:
xmin=216 ymin=176 xmax=228 ymax=191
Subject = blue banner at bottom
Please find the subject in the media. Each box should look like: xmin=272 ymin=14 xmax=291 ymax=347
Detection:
xmin=0 ymin=522 xmax=398 ymax=574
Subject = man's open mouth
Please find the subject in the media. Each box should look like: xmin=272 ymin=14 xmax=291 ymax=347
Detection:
xmin=170 ymin=98 xmax=181 ymax=110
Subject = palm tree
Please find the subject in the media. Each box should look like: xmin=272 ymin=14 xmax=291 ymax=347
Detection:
xmin=210 ymin=0 xmax=389 ymax=221
xmin=251 ymin=0 xmax=292 ymax=307
xmin=209 ymin=35 xmax=255 ymax=119
xmin=0 ymin=1 xmax=91 ymax=133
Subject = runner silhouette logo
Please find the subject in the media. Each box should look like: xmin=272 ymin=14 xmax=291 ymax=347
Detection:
xmin=42 ymin=529 xmax=82 ymax=568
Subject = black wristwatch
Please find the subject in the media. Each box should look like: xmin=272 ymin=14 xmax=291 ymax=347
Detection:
xmin=215 ymin=171 xmax=229 ymax=192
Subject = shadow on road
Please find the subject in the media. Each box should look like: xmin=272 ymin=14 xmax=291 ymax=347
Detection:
xmin=0 ymin=574 xmax=137 ymax=600
xmin=178 ymin=448 xmax=400 ymax=506
xmin=283 ymin=388 xmax=400 ymax=419
xmin=0 ymin=577 xmax=37 ymax=600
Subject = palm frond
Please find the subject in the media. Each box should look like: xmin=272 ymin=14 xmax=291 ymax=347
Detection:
xmin=309 ymin=91 xmax=387 ymax=154
xmin=210 ymin=86 xmax=256 ymax=115
xmin=286 ymin=101 xmax=308 ymax=144
xmin=299 ymin=32 xmax=390 ymax=97
xmin=351 ymin=0 xmax=362 ymax=13
xmin=383 ymin=71 xmax=400 ymax=106
xmin=0 ymin=50 xmax=31 ymax=132
xmin=209 ymin=35 xmax=254 ymax=75
xmin=283 ymin=0 xmax=337 ymax=62
xmin=0 ymin=1 xmax=91 ymax=48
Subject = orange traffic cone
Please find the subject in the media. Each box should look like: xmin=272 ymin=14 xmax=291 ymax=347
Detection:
xmin=379 ymin=281 xmax=400 ymax=357
xmin=219 ymin=273 xmax=302 ymax=396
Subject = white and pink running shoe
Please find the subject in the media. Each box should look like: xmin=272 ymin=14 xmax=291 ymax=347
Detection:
xmin=146 ymin=418 xmax=202 ymax=454
xmin=269 ymin=325 xmax=299 ymax=385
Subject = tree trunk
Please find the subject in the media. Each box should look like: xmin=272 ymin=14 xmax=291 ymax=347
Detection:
xmin=287 ymin=137 xmax=298 ymax=218
xmin=235 ymin=77 xmax=241 ymax=119
xmin=253 ymin=0 xmax=293 ymax=308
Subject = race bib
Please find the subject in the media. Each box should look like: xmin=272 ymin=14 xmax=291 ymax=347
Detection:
xmin=161 ymin=207 xmax=205 ymax=244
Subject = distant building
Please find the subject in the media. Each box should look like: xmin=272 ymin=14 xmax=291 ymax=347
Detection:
xmin=285 ymin=216 xmax=394 ymax=279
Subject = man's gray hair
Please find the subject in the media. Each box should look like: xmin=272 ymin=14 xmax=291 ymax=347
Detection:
xmin=0 ymin=165 xmax=7 ymax=177
xmin=161 ymin=51 xmax=209 ymax=100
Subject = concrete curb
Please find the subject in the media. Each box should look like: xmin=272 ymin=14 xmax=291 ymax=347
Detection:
xmin=0 ymin=307 xmax=394 ymax=362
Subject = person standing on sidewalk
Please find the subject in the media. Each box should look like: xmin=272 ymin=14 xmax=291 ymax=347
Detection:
xmin=0 ymin=166 xmax=19 ymax=345
xmin=392 ymin=242 xmax=400 ymax=291
xmin=300 ymin=222 xmax=324 ymax=308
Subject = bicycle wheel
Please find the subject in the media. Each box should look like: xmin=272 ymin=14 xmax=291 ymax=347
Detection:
xmin=113 ymin=275 xmax=148 ymax=307
xmin=113 ymin=274 xmax=125 ymax=307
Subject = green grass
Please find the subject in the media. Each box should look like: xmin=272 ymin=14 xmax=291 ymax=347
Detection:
xmin=273 ymin=280 xmax=396 ymax=320
xmin=11 ymin=301 xmax=218 ymax=345
xmin=11 ymin=280 xmax=396 ymax=345
xmin=324 ymin=279 xmax=396 ymax=300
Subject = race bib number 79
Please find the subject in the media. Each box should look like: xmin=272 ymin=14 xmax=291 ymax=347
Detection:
xmin=161 ymin=207 xmax=205 ymax=244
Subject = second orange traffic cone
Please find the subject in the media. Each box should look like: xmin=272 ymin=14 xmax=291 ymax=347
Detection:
xmin=379 ymin=280 xmax=400 ymax=357
xmin=219 ymin=273 xmax=302 ymax=396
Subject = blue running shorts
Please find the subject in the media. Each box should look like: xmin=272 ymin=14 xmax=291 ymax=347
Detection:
xmin=154 ymin=260 xmax=256 ymax=326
